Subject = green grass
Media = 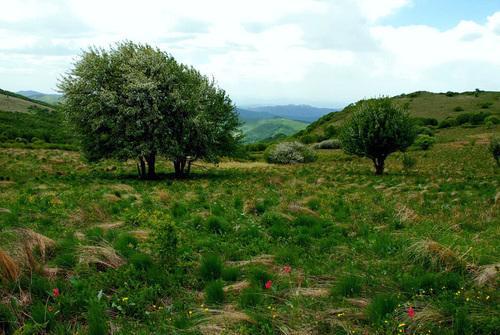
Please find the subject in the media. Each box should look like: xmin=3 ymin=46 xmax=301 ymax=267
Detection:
xmin=0 ymin=124 xmax=498 ymax=334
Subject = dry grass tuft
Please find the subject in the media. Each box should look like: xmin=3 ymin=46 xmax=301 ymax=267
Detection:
xmin=395 ymin=204 xmax=419 ymax=224
xmin=15 ymin=228 xmax=55 ymax=263
xmin=473 ymin=263 xmax=499 ymax=287
xmin=97 ymin=221 xmax=124 ymax=230
xmin=129 ymin=230 xmax=150 ymax=241
xmin=78 ymin=245 xmax=125 ymax=270
xmin=226 ymin=254 xmax=275 ymax=267
xmin=408 ymin=240 xmax=464 ymax=271
xmin=294 ymin=287 xmax=330 ymax=297
xmin=287 ymin=203 xmax=319 ymax=217
xmin=223 ymin=280 xmax=251 ymax=293
xmin=0 ymin=248 xmax=20 ymax=282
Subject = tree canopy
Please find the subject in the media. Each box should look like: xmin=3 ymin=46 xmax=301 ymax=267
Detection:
xmin=340 ymin=97 xmax=416 ymax=175
xmin=59 ymin=42 xmax=241 ymax=178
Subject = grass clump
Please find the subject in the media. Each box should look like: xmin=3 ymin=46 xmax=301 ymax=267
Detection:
xmin=205 ymin=280 xmax=225 ymax=305
xmin=366 ymin=293 xmax=399 ymax=325
xmin=414 ymin=134 xmax=436 ymax=150
xmin=87 ymin=299 xmax=108 ymax=335
xmin=239 ymin=287 xmax=263 ymax=308
xmin=408 ymin=240 xmax=464 ymax=272
xmin=200 ymin=254 xmax=223 ymax=281
xmin=332 ymin=274 xmax=363 ymax=297
xmin=206 ymin=216 xmax=228 ymax=235
xmin=221 ymin=267 xmax=240 ymax=282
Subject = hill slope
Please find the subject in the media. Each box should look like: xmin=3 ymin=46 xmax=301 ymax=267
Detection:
xmin=300 ymin=90 xmax=500 ymax=138
xmin=17 ymin=90 xmax=62 ymax=105
xmin=241 ymin=117 xmax=308 ymax=143
xmin=0 ymin=89 xmax=73 ymax=146
xmin=0 ymin=88 xmax=54 ymax=113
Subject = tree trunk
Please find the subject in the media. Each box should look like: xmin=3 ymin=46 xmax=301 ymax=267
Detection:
xmin=173 ymin=158 xmax=187 ymax=178
xmin=373 ymin=157 xmax=385 ymax=175
xmin=146 ymin=154 xmax=156 ymax=179
xmin=137 ymin=157 xmax=147 ymax=179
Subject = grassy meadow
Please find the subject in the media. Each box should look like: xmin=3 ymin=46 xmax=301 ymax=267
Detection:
xmin=0 ymin=125 xmax=498 ymax=334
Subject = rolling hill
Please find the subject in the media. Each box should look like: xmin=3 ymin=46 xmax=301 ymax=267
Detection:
xmin=237 ymin=105 xmax=337 ymax=143
xmin=0 ymin=89 xmax=74 ymax=146
xmin=241 ymin=117 xmax=308 ymax=144
xmin=298 ymin=90 xmax=500 ymax=140
xmin=17 ymin=90 xmax=62 ymax=105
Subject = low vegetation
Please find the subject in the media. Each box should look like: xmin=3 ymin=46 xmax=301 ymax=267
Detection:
xmin=0 ymin=120 xmax=498 ymax=333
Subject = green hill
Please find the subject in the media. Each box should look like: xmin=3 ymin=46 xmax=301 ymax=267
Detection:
xmin=17 ymin=90 xmax=62 ymax=105
xmin=0 ymin=89 xmax=74 ymax=147
xmin=241 ymin=117 xmax=308 ymax=143
xmin=297 ymin=90 xmax=500 ymax=140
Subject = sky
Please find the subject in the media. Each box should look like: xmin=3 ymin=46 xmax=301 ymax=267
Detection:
xmin=0 ymin=0 xmax=499 ymax=107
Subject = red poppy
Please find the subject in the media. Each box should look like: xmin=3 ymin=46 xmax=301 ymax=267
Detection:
xmin=283 ymin=265 xmax=292 ymax=274
xmin=265 ymin=280 xmax=272 ymax=289
xmin=53 ymin=288 xmax=60 ymax=298
xmin=407 ymin=306 xmax=415 ymax=318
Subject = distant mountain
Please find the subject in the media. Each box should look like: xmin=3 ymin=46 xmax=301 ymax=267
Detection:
xmin=243 ymin=104 xmax=338 ymax=122
xmin=236 ymin=108 xmax=276 ymax=122
xmin=17 ymin=90 xmax=62 ymax=105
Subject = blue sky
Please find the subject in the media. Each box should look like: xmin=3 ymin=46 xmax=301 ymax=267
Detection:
xmin=383 ymin=0 xmax=500 ymax=29
xmin=0 ymin=0 xmax=499 ymax=107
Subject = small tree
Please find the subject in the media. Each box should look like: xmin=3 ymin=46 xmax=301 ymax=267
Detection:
xmin=340 ymin=98 xmax=416 ymax=175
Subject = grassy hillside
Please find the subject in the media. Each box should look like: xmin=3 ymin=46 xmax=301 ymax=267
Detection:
xmin=241 ymin=117 xmax=308 ymax=143
xmin=300 ymin=90 xmax=500 ymax=140
xmin=17 ymin=90 xmax=62 ymax=105
xmin=0 ymin=123 xmax=498 ymax=333
xmin=0 ymin=88 xmax=54 ymax=113
xmin=0 ymin=89 xmax=75 ymax=148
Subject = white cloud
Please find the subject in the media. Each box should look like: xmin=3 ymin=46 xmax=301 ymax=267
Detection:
xmin=0 ymin=0 xmax=498 ymax=105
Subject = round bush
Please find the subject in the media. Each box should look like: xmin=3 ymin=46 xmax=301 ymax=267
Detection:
xmin=484 ymin=115 xmax=499 ymax=125
xmin=414 ymin=134 xmax=436 ymax=150
xmin=264 ymin=141 xmax=317 ymax=164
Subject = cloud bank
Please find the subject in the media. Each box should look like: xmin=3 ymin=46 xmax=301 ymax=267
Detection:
xmin=0 ymin=0 xmax=499 ymax=106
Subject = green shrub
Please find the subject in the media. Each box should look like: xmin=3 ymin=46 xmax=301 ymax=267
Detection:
xmin=414 ymin=134 xmax=436 ymax=150
xmin=489 ymin=136 xmax=500 ymax=167
xmin=221 ymin=267 xmax=240 ymax=282
xmin=324 ymin=125 xmax=339 ymax=138
xmin=205 ymin=280 xmax=225 ymax=305
xmin=200 ymin=254 xmax=223 ymax=281
xmin=479 ymin=102 xmax=493 ymax=109
xmin=264 ymin=142 xmax=317 ymax=164
xmin=206 ymin=215 xmax=228 ymax=235
xmin=438 ymin=118 xmax=456 ymax=128
xmin=300 ymin=134 xmax=319 ymax=144
xmin=332 ymin=274 xmax=363 ymax=297
xmin=416 ymin=126 xmax=434 ymax=136
xmin=484 ymin=115 xmax=499 ymax=125
xmin=366 ymin=293 xmax=399 ymax=324
xmin=87 ymin=299 xmax=108 ymax=335
xmin=453 ymin=106 xmax=464 ymax=112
